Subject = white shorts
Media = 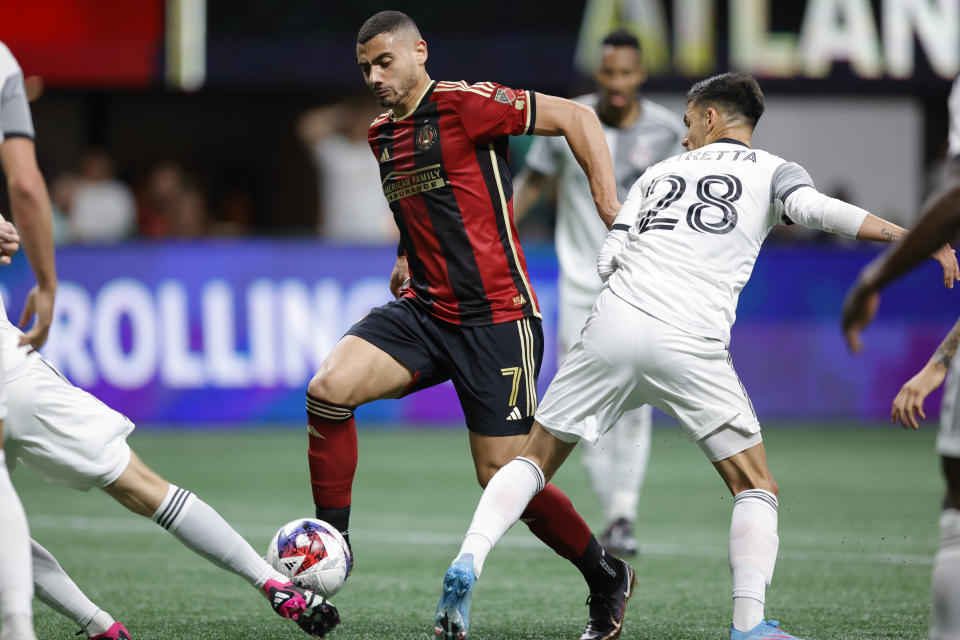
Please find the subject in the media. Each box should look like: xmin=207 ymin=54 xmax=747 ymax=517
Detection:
xmin=3 ymin=357 xmax=134 ymax=490
xmin=536 ymin=288 xmax=761 ymax=461
xmin=558 ymin=286 xmax=654 ymax=432
xmin=938 ymin=359 xmax=960 ymax=458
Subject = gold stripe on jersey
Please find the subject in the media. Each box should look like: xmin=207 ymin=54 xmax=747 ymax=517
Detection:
xmin=434 ymin=80 xmax=493 ymax=98
xmin=371 ymin=111 xmax=391 ymax=126
xmin=488 ymin=144 xmax=541 ymax=320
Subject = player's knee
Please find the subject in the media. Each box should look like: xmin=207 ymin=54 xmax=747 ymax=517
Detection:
xmin=474 ymin=462 xmax=501 ymax=488
xmin=104 ymin=452 xmax=169 ymax=517
xmin=308 ymin=366 xmax=353 ymax=406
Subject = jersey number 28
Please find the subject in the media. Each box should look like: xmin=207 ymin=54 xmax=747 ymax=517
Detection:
xmin=638 ymin=173 xmax=741 ymax=235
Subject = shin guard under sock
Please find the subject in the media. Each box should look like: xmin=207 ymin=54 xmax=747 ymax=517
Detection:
xmin=307 ymin=393 xmax=358 ymax=543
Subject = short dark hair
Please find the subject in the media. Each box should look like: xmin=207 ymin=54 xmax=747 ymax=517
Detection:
xmin=601 ymin=28 xmax=640 ymax=52
xmin=357 ymin=10 xmax=420 ymax=44
xmin=686 ymin=72 xmax=765 ymax=128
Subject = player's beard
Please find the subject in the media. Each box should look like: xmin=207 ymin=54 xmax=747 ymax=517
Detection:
xmin=377 ymin=73 xmax=418 ymax=109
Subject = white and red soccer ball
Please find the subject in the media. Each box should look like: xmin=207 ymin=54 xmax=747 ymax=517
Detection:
xmin=266 ymin=518 xmax=352 ymax=597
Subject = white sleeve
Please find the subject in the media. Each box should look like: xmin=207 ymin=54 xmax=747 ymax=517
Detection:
xmin=596 ymin=178 xmax=646 ymax=282
xmin=782 ymin=187 xmax=868 ymax=238
xmin=0 ymin=43 xmax=33 ymax=144
xmin=523 ymin=135 xmax=558 ymax=177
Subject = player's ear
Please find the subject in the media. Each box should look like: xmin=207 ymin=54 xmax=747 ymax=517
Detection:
xmin=705 ymin=106 xmax=719 ymax=131
xmin=416 ymin=39 xmax=428 ymax=65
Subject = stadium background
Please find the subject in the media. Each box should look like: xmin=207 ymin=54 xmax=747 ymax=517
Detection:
xmin=2 ymin=1 xmax=959 ymax=639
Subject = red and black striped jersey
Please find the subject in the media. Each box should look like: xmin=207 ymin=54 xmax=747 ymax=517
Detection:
xmin=369 ymin=80 xmax=540 ymax=326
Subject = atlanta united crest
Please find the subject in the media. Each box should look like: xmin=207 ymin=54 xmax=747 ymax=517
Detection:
xmin=415 ymin=123 xmax=438 ymax=151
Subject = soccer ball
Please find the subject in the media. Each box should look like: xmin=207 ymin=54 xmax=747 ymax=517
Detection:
xmin=265 ymin=518 xmax=352 ymax=597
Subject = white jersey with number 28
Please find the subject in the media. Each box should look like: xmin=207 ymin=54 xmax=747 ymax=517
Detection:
xmin=608 ymin=139 xmax=865 ymax=345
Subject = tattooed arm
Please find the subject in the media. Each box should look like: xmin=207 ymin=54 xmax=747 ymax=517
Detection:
xmin=890 ymin=316 xmax=960 ymax=429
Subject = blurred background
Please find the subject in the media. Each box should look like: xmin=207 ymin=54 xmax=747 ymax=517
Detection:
xmin=0 ymin=0 xmax=958 ymax=426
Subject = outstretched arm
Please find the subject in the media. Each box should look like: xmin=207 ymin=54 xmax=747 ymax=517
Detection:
xmin=532 ymin=94 xmax=619 ymax=228
xmin=890 ymin=316 xmax=960 ymax=429
xmin=853 ymin=181 xmax=960 ymax=290
xmin=0 ymin=137 xmax=56 ymax=350
xmin=842 ymin=177 xmax=960 ymax=351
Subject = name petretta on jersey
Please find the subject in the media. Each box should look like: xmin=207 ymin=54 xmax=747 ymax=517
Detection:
xmin=665 ymin=150 xmax=758 ymax=163
xmin=381 ymin=165 xmax=447 ymax=203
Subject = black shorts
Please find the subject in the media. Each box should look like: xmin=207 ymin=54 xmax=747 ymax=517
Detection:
xmin=347 ymin=297 xmax=543 ymax=436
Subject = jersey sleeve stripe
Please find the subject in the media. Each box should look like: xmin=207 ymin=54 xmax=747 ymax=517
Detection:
xmin=524 ymin=91 xmax=536 ymax=136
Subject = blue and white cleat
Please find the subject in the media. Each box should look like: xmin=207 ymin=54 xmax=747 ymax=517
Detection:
xmin=434 ymin=554 xmax=476 ymax=640
xmin=730 ymin=619 xmax=808 ymax=640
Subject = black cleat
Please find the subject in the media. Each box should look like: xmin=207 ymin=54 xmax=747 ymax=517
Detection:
xmin=578 ymin=559 xmax=636 ymax=640
xmin=295 ymin=590 xmax=341 ymax=638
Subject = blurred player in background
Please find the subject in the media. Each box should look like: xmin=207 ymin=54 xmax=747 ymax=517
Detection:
xmin=842 ymin=74 xmax=960 ymax=640
xmin=0 ymin=39 xmax=54 ymax=640
xmin=0 ymin=44 xmax=338 ymax=640
xmin=438 ymin=72 xmax=959 ymax=640
xmin=304 ymin=11 xmax=635 ymax=640
xmin=514 ymin=28 xmax=684 ymax=556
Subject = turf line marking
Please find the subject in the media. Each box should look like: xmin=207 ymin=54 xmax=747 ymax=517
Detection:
xmin=27 ymin=514 xmax=933 ymax=566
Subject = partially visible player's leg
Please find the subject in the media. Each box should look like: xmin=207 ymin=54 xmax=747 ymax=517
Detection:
xmin=708 ymin=439 xmax=787 ymax=639
xmin=103 ymin=451 xmax=339 ymax=636
xmin=933 ymin=370 xmax=960 ymax=640
xmin=0 ymin=427 xmax=35 ymax=640
xmin=0 ymin=346 xmax=36 ymax=640
xmin=307 ymin=302 xmax=424 ymax=544
xmin=7 ymin=358 xmax=337 ymax=636
xmin=438 ymin=296 xmax=639 ymax=640
xmin=30 ymin=539 xmax=125 ymax=639
xmin=582 ymin=405 xmax=653 ymax=557
xmin=565 ymin=293 xmax=653 ymax=557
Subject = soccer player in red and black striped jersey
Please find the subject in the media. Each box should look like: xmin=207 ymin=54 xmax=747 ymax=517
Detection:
xmin=305 ymin=12 xmax=632 ymax=639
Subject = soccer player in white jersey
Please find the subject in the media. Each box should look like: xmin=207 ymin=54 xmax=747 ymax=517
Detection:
xmin=433 ymin=72 xmax=960 ymax=640
xmin=0 ymin=39 xmax=53 ymax=640
xmin=514 ymin=29 xmax=684 ymax=556
xmin=843 ymin=74 xmax=960 ymax=640
xmin=0 ymin=41 xmax=339 ymax=640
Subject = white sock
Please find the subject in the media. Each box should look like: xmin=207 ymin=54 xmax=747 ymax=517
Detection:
xmin=31 ymin=539 xmax=108 ymax=631
xmin=606 ymin=406 xmax=652 ymax=523
xmin=83 ymin=611 xmax=117 ymax=638
xmin=151 ymin=485 xmax=285 ymax=589
xmin=0 ymin=451 xmax=35 ymax=640
xmin=729 ymin=488 xmax=779 ymax=632
xmin=931 ymin=508 xmax=960 ymax=640
xmin=455 ymin=457 xmax=544 ymax=577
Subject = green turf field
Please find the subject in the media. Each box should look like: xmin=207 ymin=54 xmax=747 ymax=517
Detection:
xmin=14 ymin=424 xmax=943 ymax=639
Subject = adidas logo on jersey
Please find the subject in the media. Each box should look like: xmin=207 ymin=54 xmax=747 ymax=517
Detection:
xmin=379 ymin=147 xmax=391 ymax=162
xmin=505 ymin=406 xmax=523 ymax=421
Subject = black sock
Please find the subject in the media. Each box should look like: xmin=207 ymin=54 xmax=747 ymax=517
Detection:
xmin=315 ymin=505 xmax=351 ymax=547
xmin=574 ymin=535 xmax=620 ymax=594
